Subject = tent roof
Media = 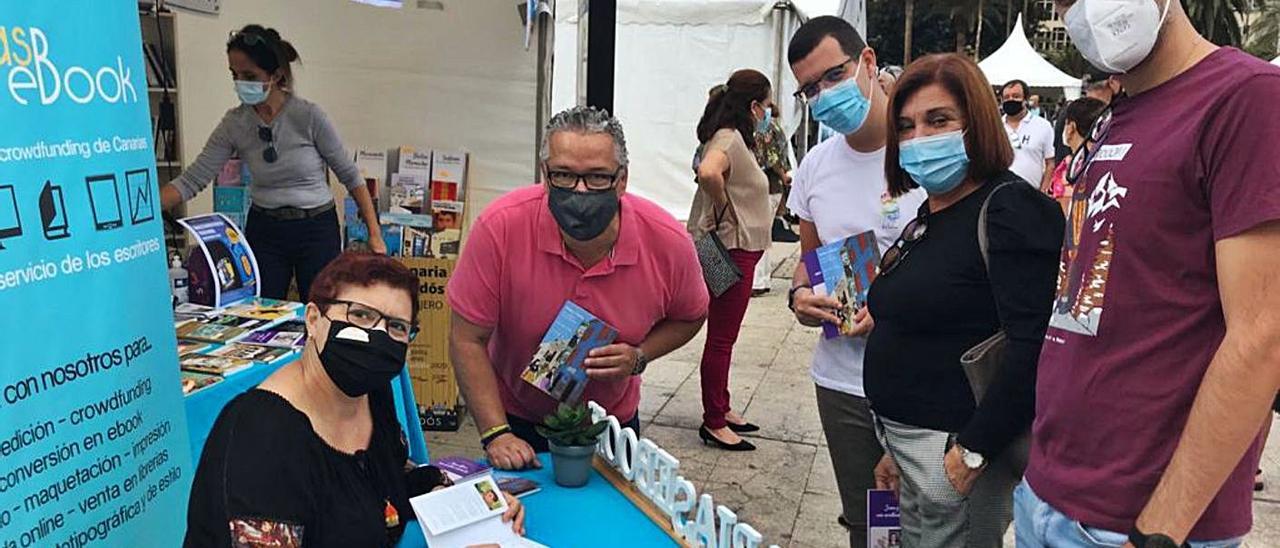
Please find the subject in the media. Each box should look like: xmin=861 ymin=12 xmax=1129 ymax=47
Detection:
xmin=1272 ymin=55 xmax=1280 ymax=66
xmin=979 ymin=14 xmax=1079 ymax=88
xmin=557 ymin=0 xmax=839 ymax=25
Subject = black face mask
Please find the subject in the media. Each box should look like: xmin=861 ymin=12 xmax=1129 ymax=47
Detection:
xmin=1001 ymin=100 xmax=1026 ymax=116
xmin=547 ymin=185 xmax=619 ymax=242
xmin=316 ymin=320 xmax=408 ymax=397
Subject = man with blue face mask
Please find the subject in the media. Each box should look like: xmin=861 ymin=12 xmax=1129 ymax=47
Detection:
xmin=1018 ymin=1 xmax=1280 ymax=547
xmin=784 ymin=16 xmax=927 ymax=547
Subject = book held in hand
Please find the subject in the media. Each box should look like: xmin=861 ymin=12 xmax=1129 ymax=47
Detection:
xmin=409 ymin=474 xmax=547 ymax=548
xmin=867 ymin=489 xmax=902 ymax=548
xmin=520 ymin=301 xmax=618 ymax=405
xmin=801 ymin=230 xmax=881 ymax=339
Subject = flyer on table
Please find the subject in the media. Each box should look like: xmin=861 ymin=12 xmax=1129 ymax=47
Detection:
xmin=0 ymin=2 xmax=193 ymax=547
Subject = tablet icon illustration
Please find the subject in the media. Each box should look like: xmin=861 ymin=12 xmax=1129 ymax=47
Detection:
xmin=39 ymin=181 xmax=70 ymax=240
xmin=125 ymin=168 xmax=155 ymax=225
xmin=86 ymin=174 xmax=123 ymax=231
xmin=0 ymin=185 xmax=22 ymax=250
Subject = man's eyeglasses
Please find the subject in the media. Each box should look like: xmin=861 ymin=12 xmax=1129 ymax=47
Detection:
xmin=258 ymin=125 xmax=278 ymax=163
xmin=1066 ymin=106 xmax=1114 ymax=184
xmin=321 ymin=299 xmax=419 ymax=343
xmin=794 ymin=57 xmax=854 ymax=101
xmin=878 ymin=212 xmax=929 ymax=277
xmin=544 ymin=166 xmax=624 ymax=191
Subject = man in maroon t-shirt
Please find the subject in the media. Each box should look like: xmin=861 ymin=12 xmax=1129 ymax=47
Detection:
xmin=1018 ymin=2 xmax=1280 ymax=547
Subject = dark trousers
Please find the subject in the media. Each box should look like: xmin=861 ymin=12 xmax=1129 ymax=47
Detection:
xmin=700 ymin=249 xmax=763 ymax=429
xmin=244 ymin=207 xmax=341 ymax=301
xmin=816 ymin=385 xmax=883 ymax=548
xmin=508 ymin=413 xmax=640 ymax=453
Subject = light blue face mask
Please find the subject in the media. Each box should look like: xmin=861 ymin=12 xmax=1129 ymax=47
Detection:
xmin=234 ymin=80 xmax=270 ymax=105
xmin=756 ymin=106 xmax=773 ymax=134
xmin=810 ymin=61 xmax=870 ymax=135
xmin=898 ymin=130 xmax=970 ymax=195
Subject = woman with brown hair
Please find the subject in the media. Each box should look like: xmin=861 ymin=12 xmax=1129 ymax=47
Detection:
xmin=863 ymin=54 xmax=1064 ymax=547
xmin=687 ymin=69 xmax=775 ymax=451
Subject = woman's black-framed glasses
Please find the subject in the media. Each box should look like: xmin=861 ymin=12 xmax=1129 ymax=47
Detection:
xmin=1066 ymin=106 xmax=1115 ymax=184
xmin=544 ymin=166 xmax=624 ymax=191
xmin=794 ymin=57 xmax=854 ymax=101
xmin=321 ymin=299 xmax=419 ymax=343
xmin=878 ymin=213 xmax=929 ymax=277
xmin=258 ymin=125 xmax=278 ymax=163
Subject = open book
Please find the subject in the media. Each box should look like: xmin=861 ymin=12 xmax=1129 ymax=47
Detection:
xmin=409 ymin=474 xmax=547 ymax=548
xmin=520 ymin=301 xmax=618 ymax=405
xmin=801 ymin=230 xmax=880 ymax=339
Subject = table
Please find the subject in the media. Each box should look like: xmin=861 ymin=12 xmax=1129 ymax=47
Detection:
xmin=397 ymin=454 xmax=679 ymax=548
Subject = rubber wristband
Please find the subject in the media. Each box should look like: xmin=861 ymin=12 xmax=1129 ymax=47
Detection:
xmin=480 ymin=424 xmax=512 ymax=448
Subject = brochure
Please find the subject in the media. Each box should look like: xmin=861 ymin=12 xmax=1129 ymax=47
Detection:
xmin=867 ymin=489 xmax=902 ymax=548
xmin=177 ymin=213 xmax=261 ymax=308
xmin=801 ymin=230 xmax=880 ymax=339
xmin=409 ymin=474 xmax=547 ymax=548
xmin=520 ymin=301 xmax=618 ymax=405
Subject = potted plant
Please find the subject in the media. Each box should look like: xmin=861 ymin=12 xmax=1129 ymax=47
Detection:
xmin=535 ymin=403 xmax=608 ymax=487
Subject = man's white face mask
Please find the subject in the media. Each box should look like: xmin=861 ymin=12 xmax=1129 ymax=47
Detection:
xmin=1064 ymin=0 xmax=1173 ymax=74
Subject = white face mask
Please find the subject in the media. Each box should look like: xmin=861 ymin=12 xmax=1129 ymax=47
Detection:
xmin=1064 ymin=0 xmax=1173 ymax=74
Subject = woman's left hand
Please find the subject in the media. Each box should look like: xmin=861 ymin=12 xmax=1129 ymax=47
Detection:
xmin=368 ymin=232 xmax=388 ymax=255
xmin=943 ymin=445 xmax=983 ymax=496
xmin=501 ymin=491 xmax=526 ymax=536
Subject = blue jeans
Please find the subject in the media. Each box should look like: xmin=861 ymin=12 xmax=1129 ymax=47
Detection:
xmin=1014 ymin=480 xmax=1241 ymax=548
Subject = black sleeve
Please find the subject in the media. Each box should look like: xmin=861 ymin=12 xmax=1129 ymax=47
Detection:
xmin=957 ymin=182 xmax=1065 ymax=457
xmin=191 ymin=394 xmax=318 ymax=546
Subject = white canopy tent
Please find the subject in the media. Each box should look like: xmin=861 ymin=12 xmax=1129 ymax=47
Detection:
xmin=979 ymin=14 xmax=1081 ymax=97
xmin=1272 ymin=55 xmax=1280 ymax=66
xmin=553 ymin=0 xmax=842 ymax=219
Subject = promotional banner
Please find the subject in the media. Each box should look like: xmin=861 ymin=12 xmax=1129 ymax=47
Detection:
xmin=0 ymin=3 xmax=193 ymax=547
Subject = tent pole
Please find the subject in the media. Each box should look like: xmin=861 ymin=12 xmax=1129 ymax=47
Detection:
xmin=773 ymin=1 xmax=788 ymax=105
xmin=534 ymin=0 xmax=555 ymax=183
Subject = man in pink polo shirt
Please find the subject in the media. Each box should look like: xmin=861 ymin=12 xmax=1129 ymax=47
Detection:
xmin=449 ymin=106 xmax=710 ymax=470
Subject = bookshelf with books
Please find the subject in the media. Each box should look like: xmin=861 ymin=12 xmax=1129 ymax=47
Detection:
xmin=139 ymin=5 xmax=187 ymax=252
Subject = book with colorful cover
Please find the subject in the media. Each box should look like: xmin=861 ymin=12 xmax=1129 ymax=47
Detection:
xmin=521 ymin=301 xmax=618 ymax=405
xmin=801 ymin=230 xmax=880 ymax=339
xmin=176 ymin=321 xmax=248 ymax=344
xmin=239 ymin=319 xmax=307 ymax=348
xmin=177 ymin=340 xmax=212 ymax=356
xmin=867 ymin=489 xmax=901 ymax=548
xmin=206 ymin=343 xmax=296 ymax=364
xmin=494 ymin=474 xmax=541 ymax=498
xmin=181 ymin=371 xmax=223 ymax=395
xmin=223 ymin=298 xmax=304 ymax=322
xmin=174 ymin=302 xmax=219 ymax=322
xmin=432 ymin=456 xmax=492 ymax=482
xmin=179 ymin=354 xmax=255 ymax=376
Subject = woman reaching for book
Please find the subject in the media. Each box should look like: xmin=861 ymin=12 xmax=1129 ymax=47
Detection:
xmin=159 ymin=24 xmax=384 ymax=301
xmin=184 ymin=252 xmax=526 ymax=547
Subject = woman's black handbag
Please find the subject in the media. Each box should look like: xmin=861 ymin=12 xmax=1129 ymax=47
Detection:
xmin=959 ymin=180 xmax=1031 ymax=476
xmin=694 ymin=203 xmax=742 ymax=298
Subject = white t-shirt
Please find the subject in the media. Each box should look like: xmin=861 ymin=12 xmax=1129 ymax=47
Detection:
xmin=786 ymin=137 xmax=927 ymax=397
xmin=1004 ymin=114 xmax=1056 ymax=187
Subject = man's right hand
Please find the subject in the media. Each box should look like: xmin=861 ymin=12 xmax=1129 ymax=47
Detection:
xmin=485 ymin=433 xmax=541 ymax=470
xmin=792 ymin=287 xmax=843 ymax=327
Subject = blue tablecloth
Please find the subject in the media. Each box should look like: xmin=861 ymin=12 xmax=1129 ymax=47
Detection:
xmin=397 ymin=454 xmax=678 ymax=548
xmin=183 ymin=358 xmax=292 ymax=461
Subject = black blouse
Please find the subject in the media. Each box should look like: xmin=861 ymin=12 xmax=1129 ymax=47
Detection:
xmin=184 ymin=388 xmax=415 ymax=548
xmin=864 ymin=174 xmax=1064 ymax=457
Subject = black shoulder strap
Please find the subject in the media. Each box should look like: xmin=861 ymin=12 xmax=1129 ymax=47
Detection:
xmin=977 ymin=178 xmax=1021 ymax=273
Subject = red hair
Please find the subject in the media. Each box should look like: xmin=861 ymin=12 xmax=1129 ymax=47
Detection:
xmin=309 ymin=252 xmax=420 ymax=321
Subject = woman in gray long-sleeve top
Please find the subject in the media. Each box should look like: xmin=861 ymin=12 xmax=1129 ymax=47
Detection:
xmin=160 ymin=24 xmax=384 ymax=301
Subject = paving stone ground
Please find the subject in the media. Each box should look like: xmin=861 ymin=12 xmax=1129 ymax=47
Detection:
xmin=426 ymin=242 xmax=1280 ymax=547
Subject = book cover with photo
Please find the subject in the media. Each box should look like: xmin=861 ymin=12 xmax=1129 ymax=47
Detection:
xmin=867 ymin=489 xmax=901 ymax=548
xmin=239 ymin=319 xmax=307 ymax=348
xmin=521 ymin=302 xmax=618 ymax=405
xmin=801 ymin=230 xmax=880 ymax=339
xmin=179 ymin=354 xmax=255 ymax=377
xmin=389 ymin=173 xmax=429 ymax=215
xmin=206 ymin=343 xmax=296 ymax=364
xmin=181 ymin=371 xmax=223 ymax=395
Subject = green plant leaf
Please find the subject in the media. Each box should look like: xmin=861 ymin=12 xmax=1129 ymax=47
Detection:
xmin=585 ymin=421 xmax=609 ymax=438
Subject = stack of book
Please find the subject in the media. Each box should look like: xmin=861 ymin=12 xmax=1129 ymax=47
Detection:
xmin=174 ymin=298 xmax=307 ymax=394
